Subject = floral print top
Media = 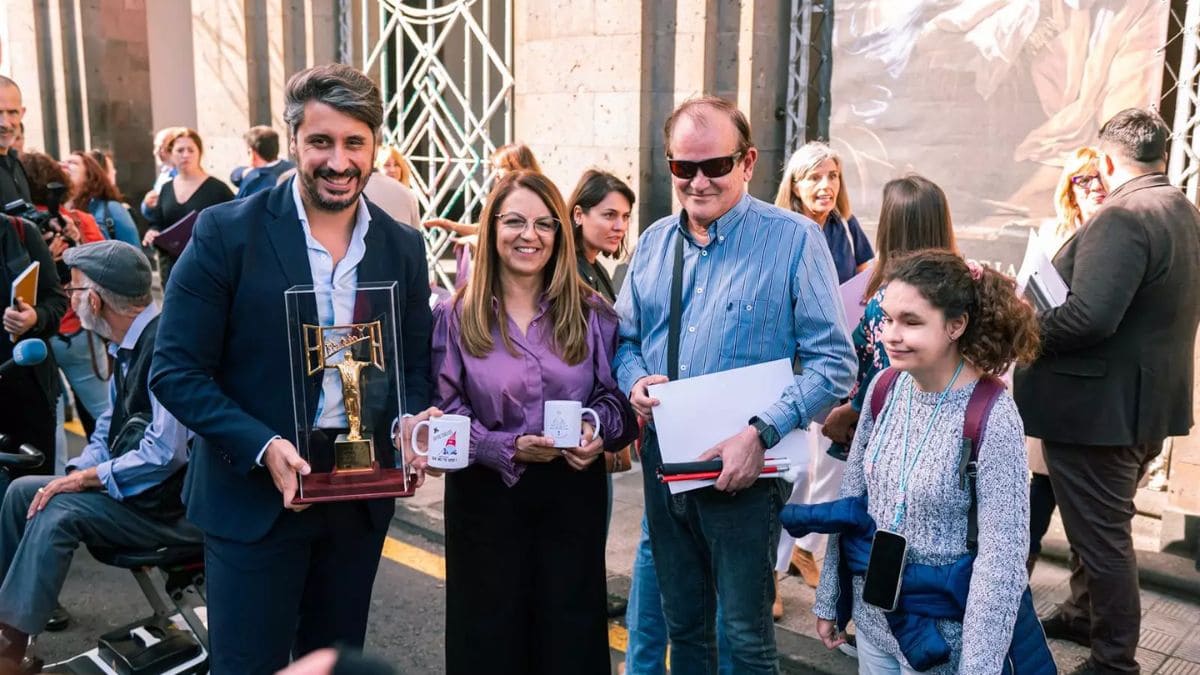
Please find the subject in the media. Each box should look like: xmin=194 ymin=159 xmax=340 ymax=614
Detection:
xmin=849 ymin=287 xmax=888 ymax=412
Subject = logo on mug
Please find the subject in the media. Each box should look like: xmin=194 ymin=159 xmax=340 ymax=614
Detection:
xmin=444 ymin=431 xmax=458 ymax=456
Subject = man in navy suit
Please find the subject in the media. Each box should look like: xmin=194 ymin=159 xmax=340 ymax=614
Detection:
xmin=150 ymin=64 xmax=432 ymax=674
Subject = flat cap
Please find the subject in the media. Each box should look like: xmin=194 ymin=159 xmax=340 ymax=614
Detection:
xmin=63 ymin=241 xmax=152 ymax=298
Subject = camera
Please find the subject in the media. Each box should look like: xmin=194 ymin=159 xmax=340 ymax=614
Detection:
xmin=4 ymin=181 xmax=70 ymax=239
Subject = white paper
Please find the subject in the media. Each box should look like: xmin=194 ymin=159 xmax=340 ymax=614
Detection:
xmin=648 ymin=359 xmax=810 ymax=493
xmin=1015 ymin=230 xmax=1069 ymax=311
xmin=839 ymin=266 xmax=873 ymax=330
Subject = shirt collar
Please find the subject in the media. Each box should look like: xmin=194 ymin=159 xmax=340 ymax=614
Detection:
xmin=109 ymin=303 xmax=162 ymax=356
xmin=676 ymin=192 xmax=753 ymax=244
xmin=290 ymin=175 xmax=372 ymax=246
xmin=489 ymin=292 xmax=552 ymax=320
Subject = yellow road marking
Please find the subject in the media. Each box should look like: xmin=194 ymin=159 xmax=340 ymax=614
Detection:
xmin=63 ymin=419 xmax=84 ymax=438
xmin=381 ymin=535 xmax=642 ymax=658
xmin=381 ymin=536 xmax=445 ymax=580
xmin=609 ymin=622 xmax=629 ymax=652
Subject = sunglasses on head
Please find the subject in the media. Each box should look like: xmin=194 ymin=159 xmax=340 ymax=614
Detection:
xmin=666 ymin=152 xmax=743 ymax=180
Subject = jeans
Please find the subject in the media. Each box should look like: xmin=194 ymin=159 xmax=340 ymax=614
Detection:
xmin=51 ymin=331 xmax=111 ymax=421
xmin=640 ymin=429 xmax=783 ymax=674
xmin=626 ymin=514 xmax=736 ymax=675
xmin=855 ymin=630 xmax=921 ymax=675
xmin=52 ymin=331 xmax=111 ymax=474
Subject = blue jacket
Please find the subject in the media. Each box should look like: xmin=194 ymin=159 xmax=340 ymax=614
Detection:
xmin=782 ymin=497 xmax=1055 ymax=674
xmin=235 ymin=160 xmax=296 ymax=199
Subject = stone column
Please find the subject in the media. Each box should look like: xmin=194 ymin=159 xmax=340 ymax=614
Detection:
xmin=1163 ymin=330 xmax=1200 ymax=555
xmin=188 ymin=0 xmax=251 ymax=185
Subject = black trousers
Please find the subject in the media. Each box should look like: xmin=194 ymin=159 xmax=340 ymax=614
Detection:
xmin=444 ymin=459 xmax=610 ymax=675
xmin=204 ymin=501 xmax=387 ymax=675
xmin=1043 ymin=440 xmax=1162 ymax=674
xmin=0 ymin=378 xmax=54 ymax=478
xmin=1028 ymin=472 xmax=1057 ymax=558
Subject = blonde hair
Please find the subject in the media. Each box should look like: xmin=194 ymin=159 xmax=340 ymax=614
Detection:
xmin=456 ymin=171 xmax=593 ymax=365
xmin=375 ymin=145 xmax=412 ymax=186
xmin=153 ymin=126 xmax=190 ymax=162
xmin=491 ymin=143 xmax=542 ymax=174
xmin=1054 ymin=147 xmax=1101 ymax=236
xmin=774 ymin=141 xmax=852 ymax=220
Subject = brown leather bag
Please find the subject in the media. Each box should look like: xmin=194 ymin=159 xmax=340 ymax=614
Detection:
xmin=605 ymin=445 xmax=633 ymax=473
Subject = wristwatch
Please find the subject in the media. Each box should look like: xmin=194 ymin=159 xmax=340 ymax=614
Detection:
xmin=748 ymin=416 xmax=781 ymax=450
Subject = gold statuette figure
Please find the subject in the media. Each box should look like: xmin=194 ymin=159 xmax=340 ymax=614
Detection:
xmin=303 ymin=321 xmax=385 ymax=477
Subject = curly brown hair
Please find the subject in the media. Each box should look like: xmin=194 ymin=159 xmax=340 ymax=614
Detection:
xmin=69 ymin=151 xmax=122 ymax=207
xmin=18 ymin=151 xmax=72 ymax=207
xmin=885 ymin=250 xmax=1040 ymax=375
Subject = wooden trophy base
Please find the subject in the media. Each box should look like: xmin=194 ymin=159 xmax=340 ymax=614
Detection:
xmin=295 ymin=433 xmax=419 ymax=503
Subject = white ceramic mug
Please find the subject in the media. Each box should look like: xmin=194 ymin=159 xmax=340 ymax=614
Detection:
xmin=543 ymin=400 xmax=602 ymax=448
xmin=410 ymin=414 xmax=471 ymax=470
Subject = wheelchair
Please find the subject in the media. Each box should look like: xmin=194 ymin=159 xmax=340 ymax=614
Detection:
xmin=0 ymin=435 xmax=209 ymax=674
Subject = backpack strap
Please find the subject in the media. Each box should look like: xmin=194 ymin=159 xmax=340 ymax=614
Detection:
xmin=6 ymin=215 xmax=26 ymax=245
xmin=960 ymin=375 xmax=1005 ymax=553
xmin=869 ymin=367 xmax=903 ymax=421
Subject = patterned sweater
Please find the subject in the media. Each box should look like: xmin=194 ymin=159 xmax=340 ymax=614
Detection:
xmin=812 ymin=372 xmax=1030 ymax=674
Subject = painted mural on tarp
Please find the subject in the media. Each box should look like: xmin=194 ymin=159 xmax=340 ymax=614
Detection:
xmin=827 ymin=0 xmax=1169 ymax=273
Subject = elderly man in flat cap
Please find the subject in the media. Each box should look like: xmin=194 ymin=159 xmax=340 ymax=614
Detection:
xmin=0 ymin=241 xmax=202 ymax=666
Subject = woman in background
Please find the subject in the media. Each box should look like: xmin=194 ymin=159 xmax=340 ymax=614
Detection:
xmin=823 ymin=174 xmax=959 ymax=451
xmin=375 ymin=145 xmax=412 ymax=187
xmin=64 ymin=151 xmax=139 ymax=247
xmin=141 ymin=129 xmax=234 ymax=286
xmin=771 ymin=141 xmax=874 ymax=614
xmin=1024 ymin=147 xmax=1106 ymax=576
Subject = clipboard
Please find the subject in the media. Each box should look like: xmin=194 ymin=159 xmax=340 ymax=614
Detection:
xmin=647 ymin=358 xmax=810 ymax=493
xmin=152 ymin=210 xmax=199 ymax=259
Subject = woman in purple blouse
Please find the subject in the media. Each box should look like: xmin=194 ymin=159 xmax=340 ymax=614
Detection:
xmin=429 ymin=170 xmax=638 ymax=674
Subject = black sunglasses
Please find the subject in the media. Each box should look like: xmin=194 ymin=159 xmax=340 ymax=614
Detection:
xmin=666 ymin=152 xmax=743 ymax=180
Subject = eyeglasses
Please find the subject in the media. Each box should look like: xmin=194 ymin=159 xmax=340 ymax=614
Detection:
xmin=1070 ymin=174 xmax=1102 ymax=189
xmin=63 ymin=286 xmax=92 ymax=296
xmin=496 ymin=212 xmax=561 ymax=235
xmin=666 ymin=152 xmax=743 ymax=180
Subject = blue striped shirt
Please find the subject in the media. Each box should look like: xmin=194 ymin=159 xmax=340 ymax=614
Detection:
xmin=614 ymin=193 xmax=856 ymax=435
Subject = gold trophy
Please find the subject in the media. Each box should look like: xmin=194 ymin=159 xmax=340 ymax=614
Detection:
xmin=303 ymin=320 xmax=385 ymax=481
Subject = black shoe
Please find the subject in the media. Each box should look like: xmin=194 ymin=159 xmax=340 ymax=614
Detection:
xmin=44 ymin=604 xmax=70 ymax=632
xmin=1040 ymin=611 xmax=1091 ymax=647
xmin=606 ymin=594 xmax=628 ymax=619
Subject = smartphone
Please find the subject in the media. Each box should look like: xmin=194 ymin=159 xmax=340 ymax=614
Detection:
xmin=862 ymin=529 xmax=908 ymax=611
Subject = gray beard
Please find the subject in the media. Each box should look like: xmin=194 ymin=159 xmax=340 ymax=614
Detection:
xmin=77 ymin=302 xmax=115 ymax=342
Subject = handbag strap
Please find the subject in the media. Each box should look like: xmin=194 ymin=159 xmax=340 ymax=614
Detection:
xmin=102 ymin=202 xmax=116 ymax=240
xmin=667 ymin=232 xmax=685 ymax=381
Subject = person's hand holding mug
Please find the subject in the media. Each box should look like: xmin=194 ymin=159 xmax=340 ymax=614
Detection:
xmin=515 ymin=435 xmax=560 ymax=463
xmin=410 ymin=413 xmax=471 ymax=474
xmin=395 ymin=407 xmax=443 ymax=486
xmin=563 ymin=421 xmax=604 ymax=471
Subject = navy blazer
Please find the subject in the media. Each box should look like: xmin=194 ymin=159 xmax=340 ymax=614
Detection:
xmin=150 ymin=179 xmax=432 ymax=543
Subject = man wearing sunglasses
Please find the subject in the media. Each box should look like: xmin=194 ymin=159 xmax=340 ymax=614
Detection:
xmin=614 ymin=96 xmax=855 ymax=673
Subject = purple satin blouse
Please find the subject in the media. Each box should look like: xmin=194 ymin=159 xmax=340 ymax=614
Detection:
xmin=431 ymin=295 xmax=637 ymax=486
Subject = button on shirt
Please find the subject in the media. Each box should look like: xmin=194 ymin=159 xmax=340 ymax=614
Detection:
xmin=291 ymin=176 xmax=372 ymax=429
xmin=614 ymin=193 xmax=856 ymax=435
xmin=68 ymin=304 xmax=191 ymax=499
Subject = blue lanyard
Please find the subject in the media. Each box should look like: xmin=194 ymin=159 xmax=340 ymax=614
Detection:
xmin=868 ymin=360 xmax=965 ymax=530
